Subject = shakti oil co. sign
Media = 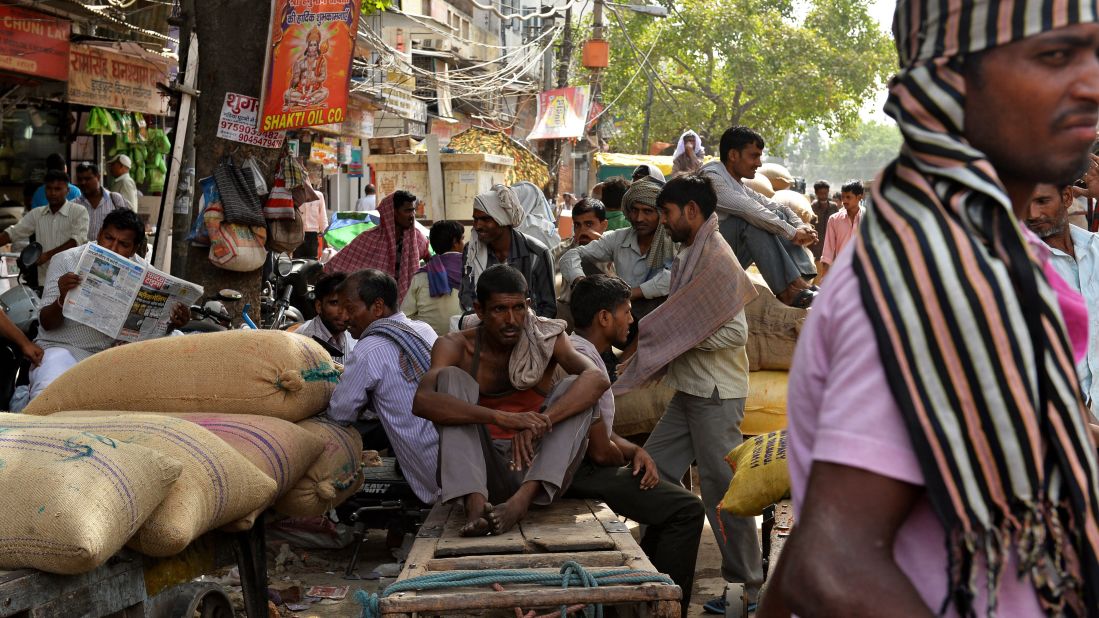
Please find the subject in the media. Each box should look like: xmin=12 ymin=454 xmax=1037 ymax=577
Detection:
xmin=0 ymin=6 xmax=71 ymax=81
xmin=258 ymin=0 xmax=361 ymax=132
xmin=68 ymin=44 xmax=170 ymax=116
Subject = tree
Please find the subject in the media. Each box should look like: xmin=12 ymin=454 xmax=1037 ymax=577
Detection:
xmin=599 ymin=0 xmax=896 ymax=154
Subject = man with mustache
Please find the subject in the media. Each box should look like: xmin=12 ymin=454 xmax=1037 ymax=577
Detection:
xmin=1027 ymin=175 xmax=1099 ymax=419
xmin=414 ymin=265 xmax=608 ymax=536
xmin=760 ymin=0 xmax=1099 ymax=615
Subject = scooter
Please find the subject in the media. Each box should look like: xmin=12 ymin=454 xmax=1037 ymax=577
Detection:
xmin=0 ymin=242 xmax=43 ymax=405
xmin=260 ymin=253 xmax=319 ymax=329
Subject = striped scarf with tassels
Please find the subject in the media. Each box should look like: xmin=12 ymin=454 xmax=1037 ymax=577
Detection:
xmin=853 ymin=0 xmax=1099 ymax=615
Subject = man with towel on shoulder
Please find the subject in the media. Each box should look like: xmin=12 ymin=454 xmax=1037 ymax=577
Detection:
xmin=415 ymin=264 xmax=609 ymax=536
xmin=614 ymin=174 xmax=760 ymax=614
xmin=459 ymin=185 xmax=557 ymax=318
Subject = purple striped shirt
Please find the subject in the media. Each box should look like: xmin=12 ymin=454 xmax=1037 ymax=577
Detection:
xmin=325 ymin=312 xmax=439 ymax=504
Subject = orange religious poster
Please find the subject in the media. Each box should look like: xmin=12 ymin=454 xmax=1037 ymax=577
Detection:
xmin=258 ymin=0 xmax=360 ymax=133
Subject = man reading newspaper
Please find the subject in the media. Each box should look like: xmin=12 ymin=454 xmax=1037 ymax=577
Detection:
xmin=29 ymin=210 xmax=197 ymax=400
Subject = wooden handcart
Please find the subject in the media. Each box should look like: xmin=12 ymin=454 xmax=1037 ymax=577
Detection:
xmin=376 ymin=499 xmax=681 ymax=617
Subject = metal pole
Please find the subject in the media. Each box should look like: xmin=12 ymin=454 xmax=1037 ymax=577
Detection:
xmin=640 ymin=76 xmax=653 ymax=154
xmin=586 ymin=0 xmax=604 ymax=195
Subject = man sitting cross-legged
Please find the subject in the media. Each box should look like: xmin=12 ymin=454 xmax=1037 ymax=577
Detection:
xmin=413 ymin=264 xmax=609 ymax=536
xmin=565 ymin=274 xmax=705 ymax=613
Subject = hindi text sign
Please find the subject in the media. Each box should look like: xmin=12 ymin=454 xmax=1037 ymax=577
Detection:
xmin=258 ymin=0 xmax=361 ymax=132
xmin=217 ymin=93 xmax=286 ymax=149
xmin=68 ymin=44 xmax=170 ymax=115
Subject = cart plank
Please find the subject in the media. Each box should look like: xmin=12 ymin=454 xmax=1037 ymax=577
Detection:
xmin=523 ymin=500 xmax=616 ymax=552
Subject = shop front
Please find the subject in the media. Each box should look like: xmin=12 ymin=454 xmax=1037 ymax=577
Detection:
xmin=0 ymin=5 xmax=71 ymax=218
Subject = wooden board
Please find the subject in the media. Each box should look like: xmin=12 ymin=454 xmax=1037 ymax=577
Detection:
xmin=0 ymin=555 xmax=146 ymax=618
xmin=380 ymin=499 xmax=681 ymax=617
xmin=434 ymin=497 xmax=616 ymax=557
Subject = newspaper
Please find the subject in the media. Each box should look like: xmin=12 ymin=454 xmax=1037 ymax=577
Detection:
xmin=62 ymin=243 xmax=204 ymax=342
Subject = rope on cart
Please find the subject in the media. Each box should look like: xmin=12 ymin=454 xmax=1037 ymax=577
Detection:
xmin=355 ymin=560 xmax=674 ymax=618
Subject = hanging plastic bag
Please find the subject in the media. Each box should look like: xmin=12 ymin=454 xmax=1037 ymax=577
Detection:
xmin=204 ymin=201 xmax=267 ymax=272
xmin=242 ymin=157 xmax=269 ymax=197
xmin=213 ymin=155 xmax=266 ymax=227
xmin=267 ymin=207 xmax=304 ymax=254
xmin=187 ymin=176 xmax=218 ymax=247
xmin=264 ymin=177 xmax=296 ymax=220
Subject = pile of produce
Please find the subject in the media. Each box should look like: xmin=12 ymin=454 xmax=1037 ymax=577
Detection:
xmin=447 ymin=127 xmax=550 ymax=188
xmin=86 ymin=107 xmax=171 ymax=193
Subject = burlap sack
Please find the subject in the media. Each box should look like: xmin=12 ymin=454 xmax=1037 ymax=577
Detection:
xmin=3 ymin=413 xmax=278 ymax=556
xmin=24 ymin=330 xmax=341 ymax=420
xmin=743 ymin=371 xmax=789 ymax=436
xmin=771 ymin=189 xmax=814 ymax=226
xmin=758 ymin=163 xmax=794 ymax=191
xmin=169 ymin=413 xmax=325 ymax=499
xmin=0 ymin=425 xmax=181 ymax=574
xmin=744 ymin=269 xmax=806 ymax=371
xmin=275 ymin=418 xmax=363 ymax=517
xmin=720 ymin=430 xmax=790 ymax=517
xmin=612 ymin=381 xmax=675 ymax=437
xmin=744 ymin=173 xmax=775 ymax=198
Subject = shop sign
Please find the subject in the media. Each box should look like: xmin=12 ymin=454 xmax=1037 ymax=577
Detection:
xmin=527 ymin=86 xmax=591 ymax=140
xmin=341 ymin=105 xmax=374 ymax=138
xmin=216 ymin=92 xmax=286 ymax=149
xmin=68 ymin=44 xmax=170 ymax=116
xmin=258 ymin=0 xmax=361 ymax=132
xmin=309 ymin=138 xmax=339 ymax=174
xmin=348 ymin=147 xmax=363 ymax=177
xmin=380 ymin=85 xmax=427 ymax=124
xmin=0 ymin=6 xmax=71 ymax=81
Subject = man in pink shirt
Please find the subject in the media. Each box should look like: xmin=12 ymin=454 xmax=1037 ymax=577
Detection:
xmin=816 ymin=180 xmax=863 ymax=280
xmin=758 ymin=0 xmax=1099 ymax=616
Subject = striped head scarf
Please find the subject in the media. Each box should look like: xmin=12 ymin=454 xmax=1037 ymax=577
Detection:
xmin=854 ymin=1 xmax=1099 ymax=615
xmin=623 ymin=179 xmax=677 ymax=273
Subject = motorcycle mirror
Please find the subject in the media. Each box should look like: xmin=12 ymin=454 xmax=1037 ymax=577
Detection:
xmin=276 ymin=253 xmax=294 ymax=278
xmin=17 ymin=242 xmax=42 ymax=271
xmin=217 ymin=288 xmax=243 ymax=301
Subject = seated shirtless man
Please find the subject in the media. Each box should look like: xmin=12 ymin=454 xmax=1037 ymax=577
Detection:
xmin=414 ymin=264 xmax=609 ymax=536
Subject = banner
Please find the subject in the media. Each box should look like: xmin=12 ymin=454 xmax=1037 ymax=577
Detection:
xmin=258 ymin=0 xmax=361 ymax=133
xmin=0 ymin=6 xmax=70 ymax=81
xmin=68 ymin=45 xmax=170 ymax=116
xmin=527 ymin=86 xmax=591 ymax=140
xmin=217 ymin=92 xmax=286 ymax=149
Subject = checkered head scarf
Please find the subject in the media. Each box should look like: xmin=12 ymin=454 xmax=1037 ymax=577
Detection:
xmin=852 ymin=1 xmax=1099 ymax=615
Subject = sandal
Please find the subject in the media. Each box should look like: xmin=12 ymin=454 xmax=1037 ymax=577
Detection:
xmin=789 ymin=288 xmax=817 ymax=309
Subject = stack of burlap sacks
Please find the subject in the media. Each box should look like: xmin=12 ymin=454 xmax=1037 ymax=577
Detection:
xmin=612 ymin=267 xmax=805 ymax=438
xmin=0 ymin=330 xmax=364 ymax=575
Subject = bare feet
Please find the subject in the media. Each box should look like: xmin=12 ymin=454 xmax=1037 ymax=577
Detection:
xmin=489 ymin=482 xmax=539 ymax=535
xmin=459 ymin=495 xmax=493 ymax=537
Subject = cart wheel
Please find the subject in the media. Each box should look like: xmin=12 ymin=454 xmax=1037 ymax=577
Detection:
xmin=724 ymin=583 xmax=748 ymax=618
xmin=146 ymin=582 xmax=234 ymax=618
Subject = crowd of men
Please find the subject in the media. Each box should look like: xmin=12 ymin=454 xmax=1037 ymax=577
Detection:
xmin=13 ymin=1 xmax=1099 ymax=611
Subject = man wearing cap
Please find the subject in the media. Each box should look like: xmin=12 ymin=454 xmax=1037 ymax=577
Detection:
xmin=459 ymin=184 xmax=557 ymax=319
xmin=761 ymin=0 xmax=1099 ymax=615
xmin=561 ymin=179 xmax=676 ymax=346
xmin=108 ymin=154 xmax=140 ymax=214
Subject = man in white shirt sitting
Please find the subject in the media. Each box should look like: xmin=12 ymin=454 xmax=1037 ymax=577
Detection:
xmin=29 ymin=209 xmax=188 ymax=399
xmin=293 ymin=272 xmax=356 ymax=361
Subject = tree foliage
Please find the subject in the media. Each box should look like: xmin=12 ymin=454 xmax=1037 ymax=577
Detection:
xmin=599 ymin=0 xmax=896 ymax=154
xmin=783 ymin=120 xmax=902 ymax=185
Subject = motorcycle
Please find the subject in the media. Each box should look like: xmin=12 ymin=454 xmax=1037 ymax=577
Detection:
xmin=259 ymin=252 xmax=320 ymax=330
xmin=179 ymin=288 xmax=243 ymax=334
xmin=0 ymin=242 xmax=43 ymax=406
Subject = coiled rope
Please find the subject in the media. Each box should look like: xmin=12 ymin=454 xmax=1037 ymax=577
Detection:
xmin=355 ymin=560 xmax=674 ymax=618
